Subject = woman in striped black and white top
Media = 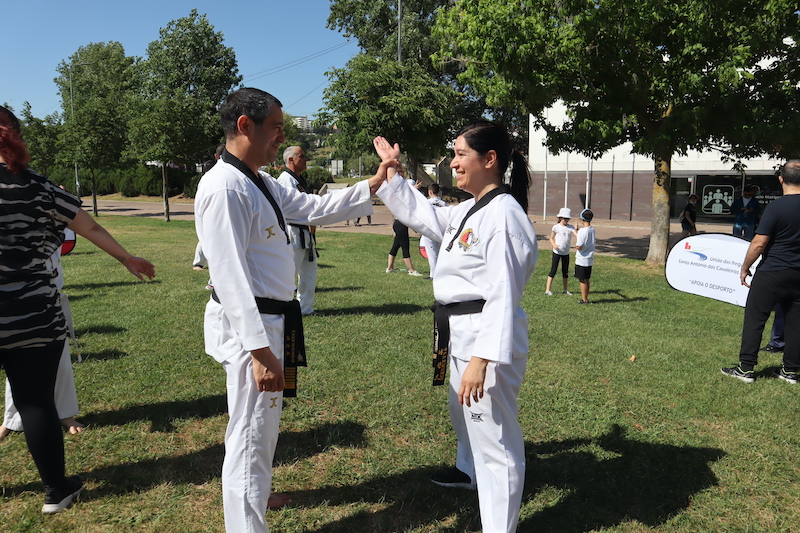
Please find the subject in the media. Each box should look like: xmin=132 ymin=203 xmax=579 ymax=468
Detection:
xmin=0 ymin=106 xmax=155 ymax=513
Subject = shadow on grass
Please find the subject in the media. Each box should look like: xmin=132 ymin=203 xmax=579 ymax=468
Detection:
xmin=596 ymin=236 xmax=650 ymax=260
xmin=275 ymin=420 xmax=368 ymax=465
xmin=79 ymin=394 xmax=228 ymax=432
xmin=316 ymin=303 xmax=427 ymax=317
xmin=279 ymin=424 xmax=724 ymax=533
xmin=66 ymin=279 xmax=162 ymax=291
xmin=3 ymin=420 xmax=369 ymax=499
xmin=75 ymin=348 xmax=130 ymax=362
xmin=588 ymin=289 xmax=649 ymax=305
xmin=315 ymin=286 xmax=365 ymax=293
xmin=522 ymin=424 xmax=725 ymax=532
xmin=73 ymin=325 xmax=127 ymax=337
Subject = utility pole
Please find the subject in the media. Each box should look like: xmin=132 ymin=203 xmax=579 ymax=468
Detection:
xmin=67 ymin=61 xmax=92 ymax=201
xmin=397 ymin=0 xmax=402 ymax=62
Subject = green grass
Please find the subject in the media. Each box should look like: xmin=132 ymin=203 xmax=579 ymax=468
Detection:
xmin=1 ymin=216 xmax=798 ymax=532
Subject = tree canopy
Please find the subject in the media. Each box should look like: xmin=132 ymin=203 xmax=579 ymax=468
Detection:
xmin=435 ymin=0 xmax=800 ymax=263
xmin=320 ymin=54 xmax=460 ymax=161
xmin=127 ymin=9 xmax=241 ymax=220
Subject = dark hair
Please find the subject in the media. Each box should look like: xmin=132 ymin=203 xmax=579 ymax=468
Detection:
xmin=688 ymin=194 xmax=698 ymax=201
xmin=219 ymin=88 xmax=282 ymax=138
xmin=457 ymin=120 xmax=531 ymax=212
xmin=780 ymin=160 xmax=800 ymax=185
xmin=580 ymin=209 xmax=594 ymax=222
xmin=0 ymin=106 xmax=30 ymax=173
xmin=428 ymin=183 xmax=441 ymax=195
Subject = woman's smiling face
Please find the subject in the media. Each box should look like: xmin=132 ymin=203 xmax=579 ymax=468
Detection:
xmin=450 ymin=135 xmax=496 ymax=196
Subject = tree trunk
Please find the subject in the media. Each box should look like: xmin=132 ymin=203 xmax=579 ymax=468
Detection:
xmin=645 ymin=152 xmax=672 ymax=265
xmin=91 ymin=168 xmax=98 ymax=217
xmin=162 ymin=163 xmax=170 ymax=222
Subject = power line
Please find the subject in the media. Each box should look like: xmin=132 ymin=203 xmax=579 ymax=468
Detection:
xmin=243 ymin=40 xmax=355 ymax=83
xmin=284 ymin=80 xmax=328 ymax=111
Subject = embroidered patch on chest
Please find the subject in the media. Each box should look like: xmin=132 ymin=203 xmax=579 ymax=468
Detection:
xmin=470 ymin=411 xmax=484 ymax=422
xmin=458 ymin=229 xmax=479 ymax=252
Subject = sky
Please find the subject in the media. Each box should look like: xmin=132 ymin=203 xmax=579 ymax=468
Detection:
xmin=3 ymin=0 xmax=361 ymax=120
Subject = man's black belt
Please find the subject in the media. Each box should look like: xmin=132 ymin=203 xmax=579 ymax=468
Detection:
xmin=212 ymin=289 xmax=307 ymax=397
xmin=431 ymin=299 xmax=486 ymax=386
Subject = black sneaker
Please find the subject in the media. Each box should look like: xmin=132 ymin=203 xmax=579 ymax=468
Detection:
xmin=430 ymin=467 xmax=476 ymax=490
xmin=42 ymin=475 xmax=84 ymax=514
xmin=760 ymin=345 xmax=784 ymax=353
xmin=721 ymin=365 xmax=755 ymax=383
xmin=774 ymin=367 xmax=799 ymax=384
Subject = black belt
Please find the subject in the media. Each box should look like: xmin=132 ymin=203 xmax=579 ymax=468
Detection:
xmin=431 ymin=299 xmax=486 ymax=386
xmin=289 ymin=223 xmax=318 ymax=262
xmin=212 ymin=289 xmax=306 ymax=397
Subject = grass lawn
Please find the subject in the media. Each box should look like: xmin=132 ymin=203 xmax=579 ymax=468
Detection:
xmin=1 ymin=216 xmax=798 ymax=532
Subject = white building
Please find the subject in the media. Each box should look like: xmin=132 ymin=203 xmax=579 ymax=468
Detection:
xmin=527 ymin=102 xmax=781 ymax=222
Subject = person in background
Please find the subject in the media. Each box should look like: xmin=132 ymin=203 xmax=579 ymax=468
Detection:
xmin=680 ymin=194 xmax=699 ymax=238
xmin=545 ymin=207 xmax=575 ymax=295
xmin=276 ymin=146 xmax=318 ymax=316
xmin=731 ymin=185 xmax=761 ymax=241
xmin=574 ymin=209 xmax=596 ymax=304
xmin=419 ymin=183 xmax=447 ymax=278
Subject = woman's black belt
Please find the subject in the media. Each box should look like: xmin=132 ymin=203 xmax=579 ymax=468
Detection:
xmin=212 ymin=289 xmax=306 ymax=397
xmin=431 ymin=299 xmax=486 ymax=386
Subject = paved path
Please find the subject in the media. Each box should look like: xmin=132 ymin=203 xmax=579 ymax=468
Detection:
xmin=91 ymin=198 xmax=732 ymax=260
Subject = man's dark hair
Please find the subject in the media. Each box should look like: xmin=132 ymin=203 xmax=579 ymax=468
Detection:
xmin=428 ymin=183 xmax=441 ymax=195
xmin=219 ymin=88 xmax=282 ymax=138
xmin=780 ymin=160 xmax=800 ymax=185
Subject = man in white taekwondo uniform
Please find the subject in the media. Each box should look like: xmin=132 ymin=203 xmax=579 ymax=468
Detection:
xmin=276 ymin=146 xmax=317 ymax=315
xmin=195 ymin=88 xmax=380 ymax=533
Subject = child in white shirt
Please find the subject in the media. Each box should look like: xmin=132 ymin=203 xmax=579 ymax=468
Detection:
xmin=545 ymin=207 xmax=575 ymax=295
xmin=574 ymin=209 xmax=596 ymax=304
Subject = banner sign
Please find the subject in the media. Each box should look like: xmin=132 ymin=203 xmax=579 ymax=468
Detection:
xmin=61 ymin=228 xmax=77 ymax=256
xmin=665 ymin=233 xmax=759 ymax=307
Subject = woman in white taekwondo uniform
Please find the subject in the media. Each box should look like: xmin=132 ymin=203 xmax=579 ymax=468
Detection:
xmin=374 ymin=122 xmax=537 ymax=533
xmin=195 ymin=88 xmax=382 ymax=533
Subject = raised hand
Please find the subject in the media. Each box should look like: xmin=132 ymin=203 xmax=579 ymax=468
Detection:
xmin=373 ymin=136 xmax=401 ymax=162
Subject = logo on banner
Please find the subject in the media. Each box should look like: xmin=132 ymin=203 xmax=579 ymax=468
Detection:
xmin=683 ymin=242 xmax=708 ymax=261
xmin=701 ymin=185 xmax=734 ymax=215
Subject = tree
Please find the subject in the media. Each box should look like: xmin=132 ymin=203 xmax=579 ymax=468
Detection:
xmin=20 ymin=103 xmax=62 ymax=177
xmin=434 ymin=0 xmax=800 ymax=264
xmin=325 ymin=0 xmax=524 ymax=171
xmin=320 ymin=53 xmax=460 ymax=172
xmin=128 ymin=9 xmax=241 ymax=221
xmin=55 ymin=42 xmax=136 ymax=214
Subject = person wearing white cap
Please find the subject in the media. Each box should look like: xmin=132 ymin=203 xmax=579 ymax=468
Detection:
xmin=544 ymin=207 xmax=575 ymax=295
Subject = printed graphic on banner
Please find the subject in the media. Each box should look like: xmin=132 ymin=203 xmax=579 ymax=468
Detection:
xmin=666 ymin=233 xmax=758 ymax=307
xmin=701 ymin=185 xmax=734 ymax=215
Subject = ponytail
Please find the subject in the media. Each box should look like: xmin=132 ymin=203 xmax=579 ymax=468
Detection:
xmin=508 ymin=150 xmax=531 ymax=213
xmin=0 ymin=106 xmax=29 ymax=174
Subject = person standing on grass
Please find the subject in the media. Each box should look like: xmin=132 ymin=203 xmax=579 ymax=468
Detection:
xmin=194 ymin=88 xmax=382 ymax=533
xmin=574 ymin=209 xmax=596 ymax=304
xmin=722 ymin=160 xmax=800 ymax=384
xmin=0 ymin=105 xmax=155 ymax=514
xmin=419 ymin=183 xmax=447 ymax=278
xmin=276 ymin=146 xmax=318 ymax=316
xmin=545 ymin=207 xmax=575 ymax=296
xmin=374 ymin=120 xmax=537 ymax=533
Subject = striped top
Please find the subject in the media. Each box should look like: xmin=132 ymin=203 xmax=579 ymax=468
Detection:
xmin=0 ymin=164 xmax=81 ymax=350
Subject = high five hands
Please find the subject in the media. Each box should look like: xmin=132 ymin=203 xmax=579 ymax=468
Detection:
xmin=367 ymin=136 xmax=403 ymax=194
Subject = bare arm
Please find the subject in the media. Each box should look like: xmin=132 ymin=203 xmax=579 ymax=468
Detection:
xmin=67 ymin=209 xmax=155 ymax=280
xmin=740 ymin=234 xmax=769 ymax=287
